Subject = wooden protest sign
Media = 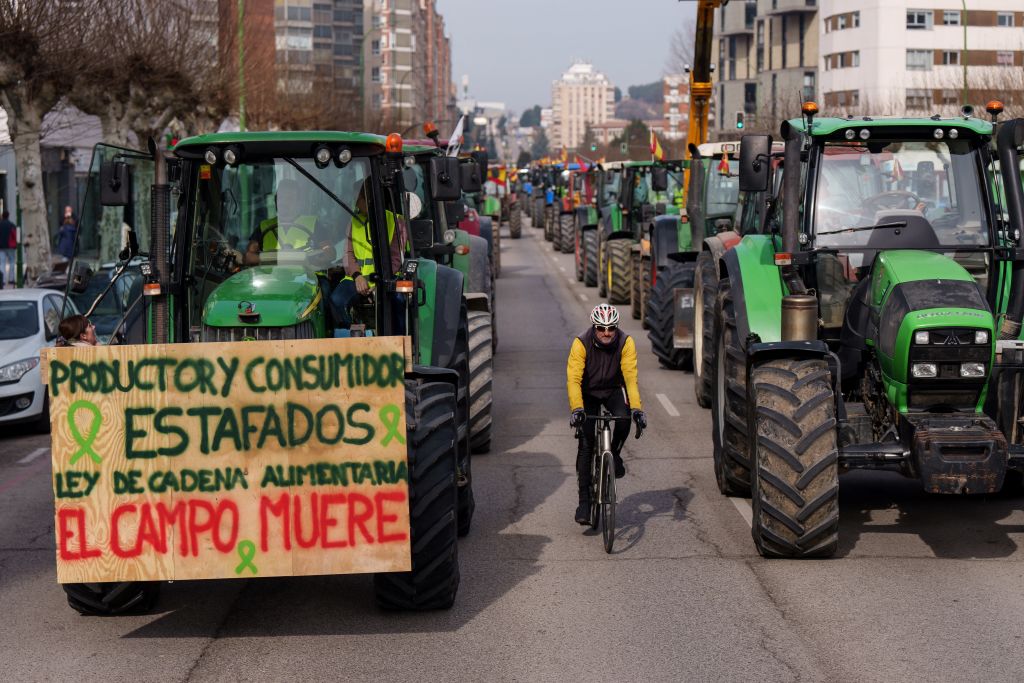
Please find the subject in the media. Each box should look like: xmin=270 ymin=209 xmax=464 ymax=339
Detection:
xmin=42 ymin=336 xmax=413 ymax=583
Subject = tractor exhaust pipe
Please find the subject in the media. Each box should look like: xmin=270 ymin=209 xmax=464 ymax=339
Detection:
xmin=780 ymin=124 xmax=807 ymax=295
xmin=148 ymin=138 xmax=170 ymax=344
xmin=997 ymin=120 xmax=1024 ymax=340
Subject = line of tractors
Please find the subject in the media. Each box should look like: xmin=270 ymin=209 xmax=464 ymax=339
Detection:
xmin=529 ymin=100 xmax=1024 ymax=559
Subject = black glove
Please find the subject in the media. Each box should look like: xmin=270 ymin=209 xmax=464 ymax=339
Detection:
xmin=632 ymin=410 xmax=647 ymax=433
xmin=570 ymin=408 xmax=585 ymax=429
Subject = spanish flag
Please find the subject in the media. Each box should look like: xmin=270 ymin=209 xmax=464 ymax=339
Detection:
xmin=650 ymin=131 xmax=664 ymax=161
xmin=717 ymin=150 xmax=731 ymax=175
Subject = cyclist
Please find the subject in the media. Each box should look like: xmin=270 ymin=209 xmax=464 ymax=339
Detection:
xmin=567 ymin=303 xmax=647 ymax=525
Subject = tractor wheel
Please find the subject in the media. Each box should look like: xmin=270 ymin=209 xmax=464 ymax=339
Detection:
xmin=468 ymin=309 xmax=493 ymax=454
xmin=492 ymin=217 xmax=502 ymax=278
xmin=375 ymin=379 xmax=460 ymax=609
xmin=559 ymin=214 xmax=574 ymax=254
xmin=605 ymin=240 xmax=632 ymax=305
xmin=574 ymin=226 xmax=585 ymax=282
xmin=583 ymin=229 xmax=598 ymax=287
xmin=645 ymin=262 xmax=693 ymax=370
xmin=711 ymin=278 xmax=752 ymax=496
xmin=450 ymin=305 xmax=474 ymax=537
xmin=64 ymin=582 xmax=161 ymax=616
xmin=544 ymin=206 xmax=555 ymax=242
xmin=533 ymin=198 xmax=544 ymax=228
xmin=597 ymin=240 xmax=607 ymax=297
xmin=630 ymin=252 xmax=642 ymax=319
xmin=693 ymin=250 xmax=718 ymax=409
xmin=640 ymin=256 xmax=652 ymax=330
xmin=509 ymin=203 xmax=522 ymax=238
xmin=750 ymin=358 xmax=839 ymax=558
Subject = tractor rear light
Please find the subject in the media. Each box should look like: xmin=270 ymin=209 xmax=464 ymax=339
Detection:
xmin=395 ymin=280 xmax=415 ymax=294
xmin=454 ymin=244 xmax=470 ymax=255
xmin=774 ymin=252 xmax=792 ymax=266
xmin=914 ymin=330 xmax=930 ymax=344
xmin=960 ymin=362 xmax=986 ymax=378
xmin=912 ymin=363 xmax=937 ymax=378
xmin=143 ymin=282 xmax=162 ymax=296
xmin=974 ymin=330 xmax=989 ymax=344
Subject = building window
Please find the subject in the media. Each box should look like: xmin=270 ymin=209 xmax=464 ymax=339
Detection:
xmin=906 ymin=89 xmax=930 ymax=110
xmin=744 ymin=82 xmax=757 ymax=114
xmin=756 ymin=20 xmax=764 ymax=72
xmin=942 ymin=50 xmax=960 ymax=65
xmin=852 ymin=11 xmax=860 ymax=27
xmin=906 ymin=49 xmax=932 ymax=70
xmin=940 ymin=90 xmax=958 ymax=105
xmin=371 ymin=67 xmax=380 ymax=83
xmin=371 ymin=39 xmax=380 ymax=55
xmin=803 ymin=71 xmax=815 ymax=101
xmin=997 ymin=12 xmax=1014 ymax=27
xmin=942 ymin=10 xmax=961 ymax=25
xmin=907 ymin=10 xmax=932 ymax=30
xmin=997 ymin=51 xmax=1014 ymax=66
xmin=837 ymin=14 xmax=846 ymax=29
xmin=745 ymin=0 xmax=756 ymax=29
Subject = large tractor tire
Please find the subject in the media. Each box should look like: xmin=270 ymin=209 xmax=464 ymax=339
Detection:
xmin=597 ymin=240 xmax=607 ymax=297
xmin=533 ymin=197 xmax=545 ymax=228
xmin=509 ymin=203 xmax=522 ymax=238
xmin=492 ymin=216 xmax=502 ymax=278
xmin=450 ymin=306 xmax=474 ymax=537
xmin=605 ymin=239 xmax=632 ymax=305
xmin=559 ymin=213 xmax=574 ymax=254
xmin=574 ymin=226 xmax=585 ymax=282
xmin=374 ymin=379 xmax=460 ymax=609
xmin=544 ymin=206 xmax=555 ymax=242
xmin=711 ymin=278 xmax=752 ymax=496
xmin=645 ymin=262 xmax=693 ymax=370
xmin=640 ymin=256 xmax=652 ymax=330
xmin=630 ymin=252 xmax=643 ymax=320
xmin=468 ymin=309 xmax=493 ymax=454
xmin=64 ymin=582 xmax=161 ymax=616
xmin=693 ymin=250 xmax=718 ymax=409
xmin=750 ymin=358 xmax=839 ymax=558
xmin=583 ymin=229 xmax=598 ymax=287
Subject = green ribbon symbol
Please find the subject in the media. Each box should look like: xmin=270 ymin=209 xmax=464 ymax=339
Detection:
xmin=67 ymin=400 xmax=103 ymax=465
xmin=379 ymin=404 xmax=406 ymax=446
xmin=234 ymin=540 xmax=258 ymax=575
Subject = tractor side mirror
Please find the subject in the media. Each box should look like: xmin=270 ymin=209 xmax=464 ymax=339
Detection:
xmin=429 ymin=156 xmax=461 ymax=201
xmin=410 ymin=219 xmax=434 ymax=250
xmin=445 ymin=200 xmax=465 ymax=225
xmin=100 ymin=160 xmax=131 ymax=206
xmin=651 ymin=167 xmax=669 ymax=192
xmin=739 ymin=134 xmax=772 ymax=193
xmin=460 ymin=161 xmax=482 ymax=193
xmin=69 ymin=260 xmax=94 ymax=294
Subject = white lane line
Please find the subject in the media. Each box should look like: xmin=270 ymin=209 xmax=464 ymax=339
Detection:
xmin=731 ymin=497 xmax=753 ymax=528
xmin=558 ymin=265 xmax=566 ymax=273
xmin=578 ymin=293 xmax=588 ymax=301
xmin=18 ymin=447 xmax=49 ymax=465
xmin=655 ymin=393 xmax=679 ymax=417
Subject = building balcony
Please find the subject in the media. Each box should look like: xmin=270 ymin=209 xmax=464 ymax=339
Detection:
xmin=763 ymin=0 xmax=817 ymax=16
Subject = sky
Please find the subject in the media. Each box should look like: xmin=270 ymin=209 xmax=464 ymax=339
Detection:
xmin=435 ymin=0 xmax=697 ymax=115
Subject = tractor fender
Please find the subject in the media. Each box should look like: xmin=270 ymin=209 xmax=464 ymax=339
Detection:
xmin=574 ymin=206 xmax=589 ymax=228
xmin=652 ymin=214 xmax=682 ymax=270
xmin=702 ymin=230 xmax=742 ymax=263
xmin=431 ymin=264 xmax=465 ymax=369
xmin=464 ymin=291 xmax=490 ymax=314
xmin=407 ymin=364 xmax=460 ymax=388
xmin=466 ymin=234 xmax=491 ymax=296
xmin=719 ymin=235 xmax=785 ymax=346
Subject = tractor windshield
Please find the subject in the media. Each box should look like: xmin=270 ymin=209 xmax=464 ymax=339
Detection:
xmin=813 ymin=139 xmax=990 ymax=249
xmin=705 ymin=158 xmax=740 ymax=216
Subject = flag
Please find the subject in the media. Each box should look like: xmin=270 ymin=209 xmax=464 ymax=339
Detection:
xmin=445 ymin=116 xmax=465 ymax=157
xmin=717 ymin=150 xmax=730 ymax=175
xmin=560 ymin=147 xmax=568 ymax=164
xmin=650 ymin=131 xmax=664 ymax=161
xmin=892 ymin=158 xmax=905 ymax=182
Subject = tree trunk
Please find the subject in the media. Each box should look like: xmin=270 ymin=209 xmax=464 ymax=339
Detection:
xmin=5 ymin=99 xmax=51 ymax=281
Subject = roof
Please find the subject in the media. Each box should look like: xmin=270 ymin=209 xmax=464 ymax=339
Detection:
xmin=787 ymin=116 xmax=994 ymax=137
xmin=174 ymin=130 xmax=388 ymax=151
xmin=0 ymin=288 xmax=63 ymax=301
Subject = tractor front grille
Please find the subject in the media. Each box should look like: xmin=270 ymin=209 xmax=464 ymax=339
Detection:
xmin=202 ymin=321 xmax=315 ymax=342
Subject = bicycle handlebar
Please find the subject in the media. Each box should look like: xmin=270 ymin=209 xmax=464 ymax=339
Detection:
xmin=574 ymin=414 xmax=643 ymax=440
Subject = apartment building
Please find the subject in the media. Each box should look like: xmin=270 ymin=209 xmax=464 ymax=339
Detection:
xmin=550 ymin=62 xmax=616 ymax=150
xmin=819 ymin=0 xmax=1024 ymax=115
xmin=663 ymin=74 xmax=689 ymax=140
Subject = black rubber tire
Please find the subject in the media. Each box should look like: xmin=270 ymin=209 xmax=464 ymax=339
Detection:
xmin=750 ymin=358 xmax=840 ymax=558
xmin=33 ymin=394 xmax=51 ymax=433
xmin=551 ymin=214 xmax=564 ymax=251
xmin=606 ymin=239 xmax=632 ymax=305
xmin=492 ymin=215 xmax=501 ymax=278
xmin=574 ymin=225 xmax=585 ymax=282
xmin=533 ymin=197 xmax=545 ymax=228
xmin=450 ymin=305 xmax=474 ymax=537
xmin=64 ymin=581 xmax=161 ymax=616
xmin=645 ymin=262 xmax=694 ymax=370
xmin=509 ymin=203 xmax=522 ymax=238
xmin=544 ymin=206 xmax=555 ymax=242
xmin=374 ymin=379 xmax=460 ymax=609
xmin=468 ymin=309 xmax=493 ymax=454
xmin=559 ymin=213 xmax=574 ymax=254
xmin=693 ymin=250 xmax=718 ymax=409
xmin=597 ymin=239 xmax=607 ymax=297
xmin=583 ymin=229 xmax=598 ymax=287
xmin=630 ymin=252 xmax=642 ymax=319
xmin=640 ymin=256 xmax=652 ymax=330
xmin=711 ymin=278 xmax=752 ymax=496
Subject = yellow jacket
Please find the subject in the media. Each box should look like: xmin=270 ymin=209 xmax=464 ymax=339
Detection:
xmin=566 ymin=334 xmax=642 ymax=411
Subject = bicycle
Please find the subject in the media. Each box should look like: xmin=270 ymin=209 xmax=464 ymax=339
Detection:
xmin=575 ymin=411 xmax=643 ymax=553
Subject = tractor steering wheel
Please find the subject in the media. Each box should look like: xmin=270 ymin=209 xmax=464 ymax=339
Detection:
xmin=862 ymin=190 xmax=922 ymax=215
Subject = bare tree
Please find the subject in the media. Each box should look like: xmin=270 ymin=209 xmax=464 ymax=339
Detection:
xmin=0 ymin=0 xmax=92 ymax=279
xmin=665 ymin=16 xmax=697 ymax=76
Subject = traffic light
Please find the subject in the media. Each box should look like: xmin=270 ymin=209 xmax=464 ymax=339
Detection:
xmin=590 ymin=143 xmax=597 ymax=152
xmin=735 ymin=111 xmax=745 ymax=129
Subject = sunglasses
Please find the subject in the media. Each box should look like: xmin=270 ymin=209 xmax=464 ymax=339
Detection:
xmin=595 ymin=325 xmax=617 ymax=333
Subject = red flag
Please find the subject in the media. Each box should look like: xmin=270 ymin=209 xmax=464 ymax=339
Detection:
xmin=717 ymin=151 xmax=731 ymax=175
xmin=649 ymin=131 xmax=664 ymax=161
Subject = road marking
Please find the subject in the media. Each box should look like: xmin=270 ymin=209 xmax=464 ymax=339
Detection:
xmin=655 ymin=393 xmax=679 ymax=417
xmin=578 ymin=293 xmax=588 ymax=301
xmin=731 ymin=497 xmax=753 ymax=528
xmin=17 ymin=447 xmax=49 ymax=464
xmin=558 ymin=265 xmax=566 ymax=273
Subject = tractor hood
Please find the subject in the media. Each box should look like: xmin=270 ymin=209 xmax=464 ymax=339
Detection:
xmin=202 ymin=266 xmax=321 ymax=328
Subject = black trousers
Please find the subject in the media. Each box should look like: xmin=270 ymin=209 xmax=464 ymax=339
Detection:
xmin=576 ymin=389 xmax=630 ymax=488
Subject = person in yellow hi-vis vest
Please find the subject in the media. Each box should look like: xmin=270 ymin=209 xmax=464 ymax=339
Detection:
xmin=330 ymin=181 xmax=405 ymax=332
xmin=244 ymin=178 xmax=334 ymax=266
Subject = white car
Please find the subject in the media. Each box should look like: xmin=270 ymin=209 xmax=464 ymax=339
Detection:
xmin=0 ymin=289 xmax=77 ymax=431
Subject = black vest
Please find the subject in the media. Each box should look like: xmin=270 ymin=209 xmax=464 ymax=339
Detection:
xmin=578 ymin=327 xmax=626 ymax=399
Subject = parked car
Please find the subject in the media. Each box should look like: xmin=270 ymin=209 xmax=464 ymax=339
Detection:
xmin=0 ymin=289 xmax=77 ymax=431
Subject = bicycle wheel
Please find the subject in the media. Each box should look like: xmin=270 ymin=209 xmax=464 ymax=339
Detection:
xmin=588 ymin=448 xmax=600 ymax=530
xmin=601 ymin=451 xmax=616 ymax=553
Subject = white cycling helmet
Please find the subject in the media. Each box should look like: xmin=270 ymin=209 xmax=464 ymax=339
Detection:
xmin=591 ymin=303 xmax=620 ymax=327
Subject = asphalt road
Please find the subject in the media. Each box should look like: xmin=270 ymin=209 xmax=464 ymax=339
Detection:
xmin=2 ymin=216 xmax=1024 ymax=682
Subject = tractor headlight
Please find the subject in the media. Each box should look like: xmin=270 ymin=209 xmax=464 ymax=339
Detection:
xmin=443 ymin=229 xmax=456 ymax=244
xmin=204 ymin=147 xmax=219 ymax=165
xmin=912 ymin=362 xmax=938 ymax=378
xmin=960 ymin=362 xmax=986 ymax=378
xmin=0 ymin=357 xmax=39 ymax=384
xmin=974 ymin=330 xmax=989 ymax=344
xmin=914 ymin=330 xmax=930 ymax=344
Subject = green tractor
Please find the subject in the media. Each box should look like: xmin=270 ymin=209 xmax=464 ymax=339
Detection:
xmin=58 ymin=131 xmax=477 ymax=611
xmin=711 ymin=106 xmax=1024 ymax=558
